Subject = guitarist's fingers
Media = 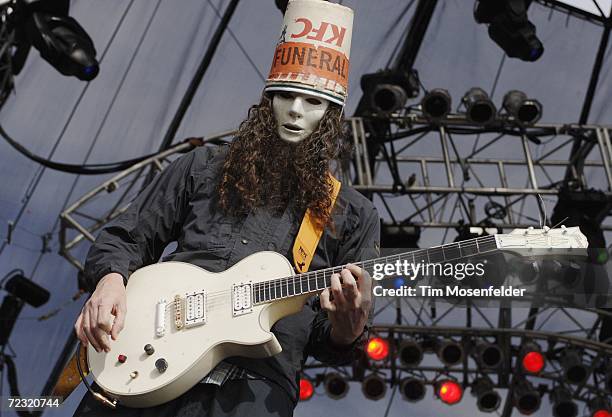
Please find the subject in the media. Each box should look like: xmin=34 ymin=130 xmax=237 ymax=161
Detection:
xmin=74 ymin=313 xmax=87 ymax=346
xmin=330 ymin=273 xmax=347 ymax=307
xmin=94 ymin=304 xmax=113 ymax=352
xmin=340 ymin=268 xmax=360 ymax=308
xmin=111 ymin=304 xmax=126 ymax=341
xmin=82 ymin=309 xmax=101 ymax=352
xmin=346 ymin=263 xmax=372 ymax=293
xmin=320 ymin=288 xmax=336 ymax=312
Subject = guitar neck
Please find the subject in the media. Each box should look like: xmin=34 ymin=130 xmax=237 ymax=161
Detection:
xmin=252 ymin=234 xmax=499 ymax=305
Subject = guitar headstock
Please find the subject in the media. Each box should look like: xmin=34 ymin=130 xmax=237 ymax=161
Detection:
xmin=495 ymin=226 xmax=589 ymax=252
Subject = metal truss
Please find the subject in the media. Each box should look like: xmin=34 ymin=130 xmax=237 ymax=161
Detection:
xmin=302 ymin=297 xmax=612 ymax=414
xmin=348 ymin=115 xmax=612 ymax=232
xmin=59 ymin=133 xmax=234 ymax=271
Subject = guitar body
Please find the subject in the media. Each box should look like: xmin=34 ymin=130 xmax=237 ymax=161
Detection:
xmin=87 ymin=251 xmax=307 ymax=408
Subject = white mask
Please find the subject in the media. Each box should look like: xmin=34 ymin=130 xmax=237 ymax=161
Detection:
xmin=272 ymin=91 xmax=330 ymax=144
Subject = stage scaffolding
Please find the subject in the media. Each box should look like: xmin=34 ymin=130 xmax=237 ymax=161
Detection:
xmin=57 ymin=117 xmax=612 ymax=415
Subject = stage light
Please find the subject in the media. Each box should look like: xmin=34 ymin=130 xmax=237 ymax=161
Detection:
xmin=24 ymin=12 xmax=99 ymax=81
xmin=437 ymin=339 xmax=464 ymax=367
xmin=362 ymin=374 xmax=386 ymax=400
xmin=474 ymin=0 xmax=544 ymax=62
xmin=550 ymin=387 xmax=578 ymax=417
xmin=324 ymin=373 xmax=349 ymax=400
xmin=551 ymin=189 xmax=610 ymax=265
xmin=512 ymin=259 xmax=540 ymax=285
xmin=4 ymin=273 xmax=50 ymax=307
xmin=298 ymin=377 xmax=314 ymax=401
xmin=399 ymin=377 xmax=426 ymax=402
xmin=542 ymin=259 xmax=582 ymax=289
xmin=520 ymin=342 xmax=545 ymax=375
xmin=461 ymin=87 xmax=496 ymax=124
xmin=589 ymin=397 xmax=611 ymax=417
xmin=366 ymin=337 xmax=389 ymax=361
xmin=473 ymin=341 xmax=503 ymax=369
xmin=361 ymin=69 xmax=420 ymax=115
xmin=380 ymin=222 xmax=420 ymax=249
xmin=421 ymin=88 xmax=451 ymax=122
xmin=512 ymin=378 xmax=541 ymax=415
xmin=436 ymin=379 xmax=463 ymax=405
xmin=502 ymin=90 xmax=542 ymax=126
xmin=471 ymin=377 xmax=501 ymax=413
xmin=398 ymin=340 xmax=423 ymax=367
xmin=560 ymin=349 xmax=588 ymax=385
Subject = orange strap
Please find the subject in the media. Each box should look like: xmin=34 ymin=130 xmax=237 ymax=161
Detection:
xmin=52 ymin=343 xmax=89 ymax=400
xmin=292 ymin=175 xmax=341 ymax=273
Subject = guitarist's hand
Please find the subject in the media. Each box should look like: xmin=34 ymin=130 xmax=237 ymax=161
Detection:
xmin=321 ymin=264 xmax=373 ymax=346
xmin=74 ymin=273 xmax=127 ymax=353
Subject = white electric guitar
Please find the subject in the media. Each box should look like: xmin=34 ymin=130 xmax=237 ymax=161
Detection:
xmin=86 ymin=227 xmax=588 ymax=407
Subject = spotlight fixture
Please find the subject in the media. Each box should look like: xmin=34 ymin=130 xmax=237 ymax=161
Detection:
xmin=298 ymin=377 xmax=314 ymax=401
xmin=461 ymin=87 xmax=496 ymax=124
xmin=380 ymin=222 xmax=420 ymax=250
xmin=437 ymin=339 xmax=464 ymax=367
xmin=366 ymin=337 xmax=390 ymax=361
xmin=421 ymin=88 xmax=451 ymax=122
xmin=324 ymin=373 xmax=349 ymax=400
xmin=519 ymin=341 xmax=545 ymax=375
xmin=4 ymin=273 xmax=50 ymax=307
xmin=471 ymin=377 xmax=501 ymax=413
xmin=362 ymin=374 xmax=386 ymax=401
xmin=512 ymin=378 xmax=541 ymax=415
xmin=589 ymin=397 xmax=611 ymax=417
xmin=550 ymin=387 xmax=578 ymax=417
xmin=399 ymin=378 xmax=426 ymax=402
xmin=436 ymin=379 xmax=463 ymax=405
xmin=560 ymin=349 xmax=588 ymax=385
xmin=551 ymin=189 xmax=611 ymax=265
xmin=542 ymin=259 xmax=582 ymax=289
xmin=0 ymin=271 xmax=50 ymax=346
xmin=474 ymin=0 xmax=544 ymax=61
xmin=512 ymin=259 xmax=540 ymax=285
xmin=502 ymin=90 xmax=542 ymax=126
xmin=361 ymin=69 xmax=420 ymax=115
xmin=473 ymin=341 xmax=503 ymax=369
xmin=398 ymin=340 xmax=423 ymax=367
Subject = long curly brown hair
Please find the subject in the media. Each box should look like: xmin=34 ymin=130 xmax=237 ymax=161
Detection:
xmin=218 ymin=93 xmax=350 ymax=226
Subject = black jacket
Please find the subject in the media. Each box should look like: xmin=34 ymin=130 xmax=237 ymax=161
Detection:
xmin=84 ymin=145 xmax=380 ymax=404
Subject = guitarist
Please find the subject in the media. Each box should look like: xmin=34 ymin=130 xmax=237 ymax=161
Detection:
xmin=73 ymin=1 xmax=378 ymax=416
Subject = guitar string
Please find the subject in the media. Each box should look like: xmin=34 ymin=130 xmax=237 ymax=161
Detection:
xmin=157 ymin=236 xmax=501 ymax=310
xmin=159 ymin=236 xmax=497 ymax=305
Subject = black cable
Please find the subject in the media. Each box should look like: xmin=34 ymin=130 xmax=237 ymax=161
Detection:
xmin=0 ymin=124 xmax=208 ymax=174
xmin=3 ymin=355 xmax=34 ymax=417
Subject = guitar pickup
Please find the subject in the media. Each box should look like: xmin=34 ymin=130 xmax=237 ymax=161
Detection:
xmin=173 ymin=291 xmax=207 ymax=329
xmin=232 ymin=282 xmax=253 ymax=316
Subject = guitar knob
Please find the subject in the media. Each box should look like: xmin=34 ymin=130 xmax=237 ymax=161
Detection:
xmin=155 ymin=358 xmax=168 ymax=373
xmin=144 ymin=344 xmax=155 ymax=355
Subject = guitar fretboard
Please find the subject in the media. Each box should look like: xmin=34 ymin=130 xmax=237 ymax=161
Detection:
xmin=251 ymin=235 xmax=498 ymax=304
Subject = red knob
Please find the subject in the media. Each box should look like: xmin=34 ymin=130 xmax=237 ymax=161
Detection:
xmin=117 ymin=354 xmax=127 ymax=363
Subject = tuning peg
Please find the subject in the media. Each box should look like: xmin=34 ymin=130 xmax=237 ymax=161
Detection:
xmin=561 ymin=225 xmax=567 ymax=234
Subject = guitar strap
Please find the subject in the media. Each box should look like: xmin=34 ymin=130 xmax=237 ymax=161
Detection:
xmin=51 ymin=343 xmax=89 ymax=400
xmin=292 ymin=174 xmax=341 ymax=273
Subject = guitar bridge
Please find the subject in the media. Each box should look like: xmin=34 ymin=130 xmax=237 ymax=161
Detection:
xmin=232 ymin=282 xmax=253 ymax=316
